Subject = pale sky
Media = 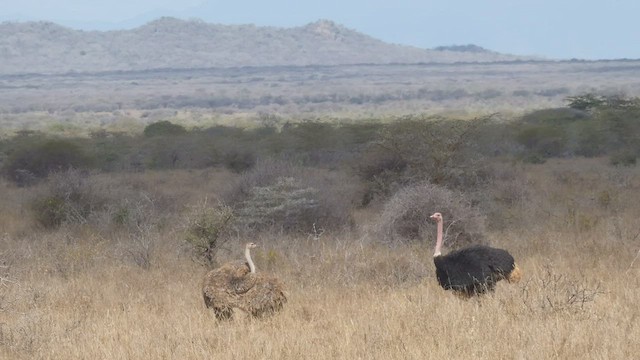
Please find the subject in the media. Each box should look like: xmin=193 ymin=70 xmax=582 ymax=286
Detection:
xmin=1 ymin=0 xmax=638 ymax=60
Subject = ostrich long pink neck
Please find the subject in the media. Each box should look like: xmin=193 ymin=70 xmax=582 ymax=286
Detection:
xmin=434 ymin=219 xmax=443 ymax=257
xmin=245 ymin=246 xmax=256 ymax=273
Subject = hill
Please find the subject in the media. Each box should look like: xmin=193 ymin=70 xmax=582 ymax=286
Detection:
xmin=0 ymin=17 xmax=531 ymax=75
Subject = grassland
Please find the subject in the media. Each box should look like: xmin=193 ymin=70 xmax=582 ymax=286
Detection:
xmin=1 ymin=158 xmax=639 ymax=359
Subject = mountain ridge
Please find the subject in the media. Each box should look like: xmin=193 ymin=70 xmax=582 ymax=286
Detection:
xmin=0 ymin=17 xmax=534 ymax=75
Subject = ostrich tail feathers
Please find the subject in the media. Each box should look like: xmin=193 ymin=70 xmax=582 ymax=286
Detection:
xmin=508 ymin=263 xmax=522 ymax=283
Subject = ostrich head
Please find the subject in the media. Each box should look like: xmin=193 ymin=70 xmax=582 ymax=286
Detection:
xmin=246 ymin=242 xmax=258 ymax=249
xmin=430 ymin=212 xmax=443 ymax=223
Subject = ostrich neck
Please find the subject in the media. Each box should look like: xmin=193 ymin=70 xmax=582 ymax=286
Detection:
xmin=434 ymin=221 xmax=443 ymax=257
xmin=245 ymin=247 xmax=256 ymax=273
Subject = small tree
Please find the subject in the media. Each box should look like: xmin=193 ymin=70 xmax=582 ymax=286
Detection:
xmin=565 ymin=93 xmax=605 ymax=111
xmin=31 ymin=168 xmax=100 ymax=228
xmin=184 ymin=201 xmax=234 ymax=267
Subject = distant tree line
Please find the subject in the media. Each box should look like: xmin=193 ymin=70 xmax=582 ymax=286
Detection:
xmin=1 ymin=93 xmax=638 ymax=189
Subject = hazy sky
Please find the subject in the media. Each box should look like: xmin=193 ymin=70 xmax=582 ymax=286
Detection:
xmin=2 ymin=0 xmax=638 ymax=60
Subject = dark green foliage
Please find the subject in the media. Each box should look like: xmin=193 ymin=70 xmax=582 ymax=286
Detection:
xmin=2 ymin=137 xmax=92 ymax=186
xmin=566 ymin=93 xmax=640 ymax=111
xmin=222 ymin=148 xmax=256 ymax=173
xmin=355 ymin=148 xmax=407 ymax=205
xmin=515 ymin=97 xmax=640 ymax=161
xmin=516 ymin=125 xmax=567 ymax=158
xmin=566 ymin=93 xmax=606 ymax=111
xmin=32 ymin=196 xmax=67 ymax=228
xmin=355 ymin=115 xmax=493 ymax=202
xmin=521 ymin=108 xmax=589 ymax=125
xmin=143 ymin=121 xmax=187 ymax=137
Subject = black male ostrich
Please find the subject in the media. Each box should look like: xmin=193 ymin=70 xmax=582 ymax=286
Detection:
xmin=430 ymin=212 xmax=521 ymax=296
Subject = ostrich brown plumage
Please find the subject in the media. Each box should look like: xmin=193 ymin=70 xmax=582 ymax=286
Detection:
xmin=430 ymin=212 xmax=521 ymax=296
xmin=202 ymin=242 xmax=287 ymax=319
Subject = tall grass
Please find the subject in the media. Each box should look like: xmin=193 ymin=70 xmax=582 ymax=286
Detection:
xmin=1 ymin=158 xmax=639 ymax=359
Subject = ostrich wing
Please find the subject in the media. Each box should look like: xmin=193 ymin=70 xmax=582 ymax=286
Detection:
xmin=202 ymin=261 xmax=253 ymax=306
xmin=435 ymin=251 xmax=490 ymax=290
xmin=229 ymin=273 xmax=258 ymax=294
xmin=239 ymin=274 xmax=287 ymax=317
xmin=435 ymin=245 xmax=514 ymax=292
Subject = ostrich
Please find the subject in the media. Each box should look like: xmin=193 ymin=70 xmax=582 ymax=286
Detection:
xmin=430 ymin=212 xmax=521 ymax=296
xmin=202 ymin=242 xmax=287 ymax=320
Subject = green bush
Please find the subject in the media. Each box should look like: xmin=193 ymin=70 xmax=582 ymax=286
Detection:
xmin=222 ymin=148 xmax=256 ymax=173
xmin=32 ymin=196 xmax=67 ymax=228
xmin=355 ymin=115 xmax=492 ymax=195
xmin=143 ymin=121 xmax=187 ymax=137
xmin=3 ymin=138 xmax=91 ymax=186
xmin=516 ymin=125 xmax=567 ymax=158
xmin=521 ymin=107 xmax=589 ymax=126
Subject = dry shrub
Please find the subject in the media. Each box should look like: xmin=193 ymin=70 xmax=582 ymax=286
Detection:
xmin=27 ymin=170 xmax=177 ymax=269
xmin=223 ymin=158 xmax=358 ymax=234
xmin=221 ymin=158 xmax=296 ymax=206
xmin=376 ymin=182 xmax=485 ymax=247
xmin=236 ymin=176 xmax=320 ymax=232
xmin=480 ymin=163 xmax=533 ymax=229
xmin=30 ymin=168 xmax=103 ymax=228
xmin=183 ymin=200 xmax=234 ymax=267
xmin=520 ymin=265 xmax=603 ymax=315
xmin=112 ymin=193 xmax=164 ymax=269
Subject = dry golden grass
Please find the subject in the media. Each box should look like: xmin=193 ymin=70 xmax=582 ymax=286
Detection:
xmin=1 ymin=158 xmax=640 ymax=359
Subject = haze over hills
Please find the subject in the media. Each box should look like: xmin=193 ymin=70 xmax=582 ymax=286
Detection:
xmin=0 ymin=17 xmax=535 ymax=75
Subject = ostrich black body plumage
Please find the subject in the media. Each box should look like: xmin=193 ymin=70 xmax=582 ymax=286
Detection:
xmin=429 ymin=212 xmax=521 ymax=296
xmin=434 ymin=244 xmax=516 ymax=295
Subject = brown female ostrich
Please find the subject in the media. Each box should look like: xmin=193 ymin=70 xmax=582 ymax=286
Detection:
xmin=202 ymin=242 xmax=287 ymax=320
xmin=430 ymin=212 xmax=521 ymax=296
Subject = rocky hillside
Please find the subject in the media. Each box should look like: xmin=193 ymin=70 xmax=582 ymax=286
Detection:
xmin=0 ymin=17 xmax=530 ymax=75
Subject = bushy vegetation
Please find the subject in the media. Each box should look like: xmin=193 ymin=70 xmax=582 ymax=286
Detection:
xmin=356 ymin=115 xmax=493 ymax=201
xmin=222 ymin=158 xmax=359 ymax=234
xmin=2 ymin=89 xmax=639 ymax=358
xmin=183 ymin=201 xmax=234 ymax=267
xmin=2 ymin=135 xmax=92 ymax=186
xmin=30 ymin=168 xmax=100 ymax=228
xmin=143 ymin=120 xmax=187 ymax=137
xmin=515 ymin=94 xmax=640 ymax=163
xmin=1 ymin=94 xmax=638 ymax=240
xmin=376 ymin=182 xmax=485 ymax=247
xmin=29 ymin=168 xmax=174 ymax=235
